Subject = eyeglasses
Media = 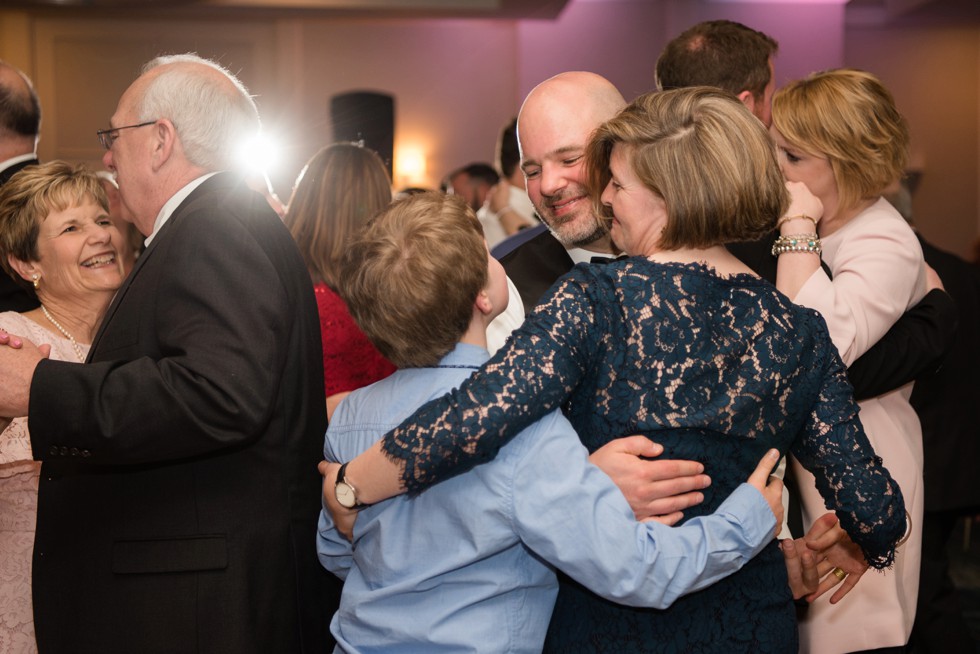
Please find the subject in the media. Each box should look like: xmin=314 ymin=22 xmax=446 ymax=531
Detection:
xmin=96 ymin=121 xmax=156 ymax=150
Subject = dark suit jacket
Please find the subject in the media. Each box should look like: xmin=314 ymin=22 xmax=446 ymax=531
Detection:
xmin=0 ymin=156 xmax=38 ymax=186
xmin=29 ymin=173 xmax=335 ymax=653
xmin=499 ymin=228 xmax=574 ymax=316
xmin=503 ymin=228 xmax=954 ymax=401
xmin=0 ymin=156 xmax=40 ymax=313
xmin=910 ymin=236 xmax=980 ymax=512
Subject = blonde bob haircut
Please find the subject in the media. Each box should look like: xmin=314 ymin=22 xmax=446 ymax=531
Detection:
xmin=339 ymin=192 xmax=487 ymax=369
xmin=0 ymin=161 xmax=108 ymax=289
xmin=586 ymin=87 xmax=787 ymax=251
xmin=284 ymin=142 xmax=392 ymax=288
xmin=771 ymin=68 xmax=909 ymax=212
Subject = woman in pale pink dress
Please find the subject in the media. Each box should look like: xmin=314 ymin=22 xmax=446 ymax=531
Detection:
xmin=0 ymin=162 xmax=125 ymax=653
xmin=772 ymin=69 xmax=925 ymax=654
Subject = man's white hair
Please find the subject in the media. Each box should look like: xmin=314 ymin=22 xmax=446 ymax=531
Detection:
xmin=138 ymin=53 xmax=260 ymax=171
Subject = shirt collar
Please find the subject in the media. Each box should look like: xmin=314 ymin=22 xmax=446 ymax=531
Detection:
xmin=436 ymin=343 xmax=489 ymax=368
xmin=566 ymin=246 xmax=612 ymax=265
xmin=144 ymin=172 xmax=219 ymax=245
xmin=0 ymin=153 xmax=37 ymax=175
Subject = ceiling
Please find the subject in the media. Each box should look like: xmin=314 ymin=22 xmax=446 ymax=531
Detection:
xmin=1 ymin=0 xmax=571 ymax=19
xmin=846 ymin=0 xmax=980 ymax=24
xmin=5 ymin=0 xmax=978 ymax=23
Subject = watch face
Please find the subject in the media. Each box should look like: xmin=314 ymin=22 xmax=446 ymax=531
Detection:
xmin=336 ymin=482 xmax=357 ymax=509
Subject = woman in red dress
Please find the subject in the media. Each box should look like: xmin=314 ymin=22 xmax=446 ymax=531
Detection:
xmin=284 ymin=143 xmax=396 ymax=418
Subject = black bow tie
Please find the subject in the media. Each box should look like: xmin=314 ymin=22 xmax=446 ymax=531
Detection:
xmin=590 ymin=256 xmax=616 ymax=264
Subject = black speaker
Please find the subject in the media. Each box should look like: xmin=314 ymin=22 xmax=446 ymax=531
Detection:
xmin=330 ymin=91 xmax=394 ymax=178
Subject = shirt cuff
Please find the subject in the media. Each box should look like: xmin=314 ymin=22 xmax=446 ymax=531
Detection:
xmin=715 ymin=482 xmax=776 ymax=559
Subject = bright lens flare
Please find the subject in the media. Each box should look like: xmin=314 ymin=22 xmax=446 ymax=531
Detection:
xmin=236 ymin=133 xmax=280 ymax=178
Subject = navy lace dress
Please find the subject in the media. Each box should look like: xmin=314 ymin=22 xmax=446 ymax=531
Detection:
xmin=381 ymin=259 xmax=906 ymax=653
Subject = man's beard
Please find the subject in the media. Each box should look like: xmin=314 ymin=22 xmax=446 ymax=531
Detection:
xmin=558 ymin=218 xmax=608 ymax=249
xmin=534 ymin=193 xmax=608 ymax=249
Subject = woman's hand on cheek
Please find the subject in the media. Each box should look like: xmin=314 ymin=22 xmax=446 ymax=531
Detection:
xmin=780 ymin=182 xmax=824 ymax=233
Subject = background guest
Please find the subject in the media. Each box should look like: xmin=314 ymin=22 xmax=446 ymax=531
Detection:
xmin=283 ymin=142 xmax=396 ymax=418
xmin=656 ymin=19 xmax=778 ymax=127
xmin=772 ymin=68 xmax=926 ymax=654
xmin=0 ymin=60 xmax=42 ymax=313
xmin=446 ymin=161 xmax=497 ymax=213
xmin=0 ymin=161 xmax=125 ymax=653
xmin=480 ymin=117 xmax=537 ymax=247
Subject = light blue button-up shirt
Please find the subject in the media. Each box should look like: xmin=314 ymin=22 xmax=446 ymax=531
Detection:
xmin=318 ymin=343 xmax=774 ymax=654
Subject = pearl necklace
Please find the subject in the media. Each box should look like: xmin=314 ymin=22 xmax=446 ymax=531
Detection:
xmin=40 ymin=305 xmax=86 ymax=363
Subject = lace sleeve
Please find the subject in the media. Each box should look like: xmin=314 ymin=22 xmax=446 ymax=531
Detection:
xmin=0 ymin=417 xmax=33 ymax=469
xmin=382 ymin=268 xmax=601 ymax=494
xmin=0 ymin=312 xmax=37 ymax=469
xmin=791 ymin=324 xmax=906 ymax=569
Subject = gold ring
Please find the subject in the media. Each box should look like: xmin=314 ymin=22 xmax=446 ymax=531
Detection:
xmin=831 ymin=567 xmax=846 ymax=581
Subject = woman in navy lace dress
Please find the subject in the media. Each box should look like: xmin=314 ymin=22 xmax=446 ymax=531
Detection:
xmin=329 ymin=88 xmax=907 ymax=652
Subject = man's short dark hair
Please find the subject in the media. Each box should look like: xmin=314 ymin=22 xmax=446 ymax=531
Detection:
xmin=496 ymin=118 xmax=520 ymax=179
xmin=655 ymin=20 xmax=778 ymax=101
xmin=451 ymin=162 xmax=499 ymax=187
xmin=0 ymin=62 xmax=41 ymax=138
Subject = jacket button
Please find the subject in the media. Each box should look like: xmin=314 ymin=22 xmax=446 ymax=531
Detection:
xmin=48 ymin=446 xmax=58 ymax=456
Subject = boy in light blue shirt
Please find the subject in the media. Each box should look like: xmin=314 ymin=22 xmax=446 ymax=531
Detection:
xmin=317 ymin=192 xmax=783 ymax=653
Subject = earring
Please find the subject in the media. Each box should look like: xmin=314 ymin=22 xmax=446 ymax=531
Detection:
xmin=31 ymin=273 xmax=39 ymax=289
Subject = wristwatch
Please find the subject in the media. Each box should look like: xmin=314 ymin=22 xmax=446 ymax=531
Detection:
xmin=335 ymin=462 xmax=365 ymax=509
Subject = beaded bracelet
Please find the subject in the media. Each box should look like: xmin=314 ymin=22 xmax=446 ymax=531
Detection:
xmin=776 ymin=213 xmax=818 ymax=230
xmin=771 ymin=233 xmax=822 ymax=257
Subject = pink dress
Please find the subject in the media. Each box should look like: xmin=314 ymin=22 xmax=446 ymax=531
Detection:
xmin=791 ymin=198 xmax=927 ymax=653
xmin=0 ymin=312 xmax=89 ymax=654
xmin=315 ymin=283 xmax=396 ymax=397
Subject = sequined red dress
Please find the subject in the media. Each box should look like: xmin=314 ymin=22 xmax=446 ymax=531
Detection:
xmin=315 ymin=283 xmax=395 ymax=397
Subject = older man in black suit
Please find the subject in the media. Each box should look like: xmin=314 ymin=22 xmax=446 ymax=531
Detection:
xmin=0 ymin=54 xmax=333 ymax=653
xmin=0 ymin=60 xmax=41 ymax=312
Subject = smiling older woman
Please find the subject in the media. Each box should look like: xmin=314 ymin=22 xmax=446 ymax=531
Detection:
xmin=0 ymin=161 xmax=125 ymax=652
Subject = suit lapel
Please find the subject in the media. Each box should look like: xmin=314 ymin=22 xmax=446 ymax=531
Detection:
xmin=88 ymin=174 xmax=239 ymax=357
xmin=87 ymin=225 xmax=160 ymax=357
